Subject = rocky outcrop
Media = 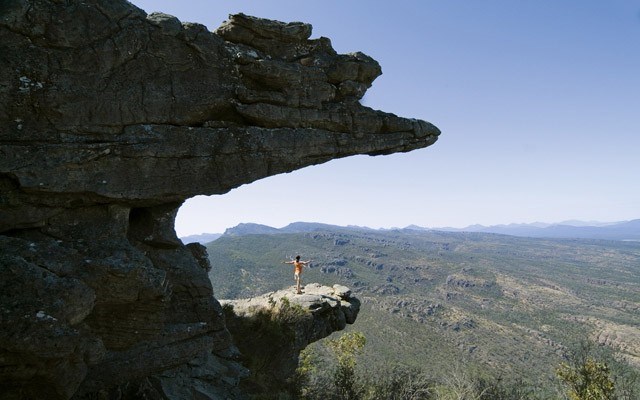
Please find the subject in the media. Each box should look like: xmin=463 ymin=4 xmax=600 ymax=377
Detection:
xmin=0 ymin=1 xmax=439 ymax=399
xmin=220 ymin=284 xmax=360 ymax=394
xmin=222 ymin=283 xmax=360 ymax=342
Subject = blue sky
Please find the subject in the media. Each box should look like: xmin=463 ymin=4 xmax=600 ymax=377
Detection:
xmin=132 ymin=1 xmax=640 ymax=236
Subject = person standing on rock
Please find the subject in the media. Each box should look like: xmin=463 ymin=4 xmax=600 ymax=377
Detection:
xmin=283 ymin=255 xmax=311 ymax=294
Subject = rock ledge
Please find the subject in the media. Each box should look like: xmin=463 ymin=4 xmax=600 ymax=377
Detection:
xmin=220 ymin=284 xmax=360 ymax=394
xmin=221 ymin=283 xmax=360 ymax=334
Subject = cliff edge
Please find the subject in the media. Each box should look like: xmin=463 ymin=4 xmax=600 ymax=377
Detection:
xmin=0 ymin=1 xmax=439 ymax=399
xmin=221 ymin=284 xmax=360 ymax=395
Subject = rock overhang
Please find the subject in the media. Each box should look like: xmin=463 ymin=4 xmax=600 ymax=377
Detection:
xmin=0 ymin=1 xmax=440 ymax=398
xmin=1 ymin=5 xmax=440 ymax=233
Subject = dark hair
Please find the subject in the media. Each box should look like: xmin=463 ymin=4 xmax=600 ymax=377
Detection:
xmin=295 ymin=255 xmax=300 ymax=260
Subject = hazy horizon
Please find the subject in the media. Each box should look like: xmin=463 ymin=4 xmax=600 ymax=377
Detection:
xmin=179 ymin=217 xmax=636 ymax=237
xmin=131 ymin=1 xmax=640 ymax=237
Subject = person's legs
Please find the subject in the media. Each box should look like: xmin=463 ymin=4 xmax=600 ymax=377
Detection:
xmin=295 ymin=272 xmax=302 ymax=294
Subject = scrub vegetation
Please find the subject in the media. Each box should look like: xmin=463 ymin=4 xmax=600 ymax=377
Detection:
xmin=206 ymin=226 xmax=640 ymax=399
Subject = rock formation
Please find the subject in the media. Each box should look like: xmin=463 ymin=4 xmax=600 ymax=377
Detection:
xmin=221 ymin=284 xmax=360 ymax=394
xmin=0 ymin=1 xmax=440 ymax=398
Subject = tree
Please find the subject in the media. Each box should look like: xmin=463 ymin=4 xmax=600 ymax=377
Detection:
xmin=556 ymin=342 xmax=615 ymax=400
xmin=327 ymin=331 xmax=367 ymax=400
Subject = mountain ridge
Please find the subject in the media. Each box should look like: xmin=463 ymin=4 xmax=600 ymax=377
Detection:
xmin=434 ymin=219 xmax=640 ymax=240
xmin=182 ymin=219 xmax=640 ymax=243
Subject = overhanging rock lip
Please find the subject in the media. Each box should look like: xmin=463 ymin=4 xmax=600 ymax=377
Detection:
xmin=1 ymin=5 xmax=441 ymax=220
xmin=3 ymin=122 xmax=440 ymax=205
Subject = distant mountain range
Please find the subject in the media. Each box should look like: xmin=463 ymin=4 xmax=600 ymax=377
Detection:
xmin=431 ymin=219 xmax=640 ymax=241
xmin=181 ymin=219 xmax=640 ymax=243
xmin=180 ymin=232 xmax=222 ymax=244
xmin=181 ymin=222 xmax=355 ymax=243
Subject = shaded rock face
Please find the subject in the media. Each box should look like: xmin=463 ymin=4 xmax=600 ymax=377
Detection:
xmin=220 ymin=284 xmax=360 ymax=394
xmin=0 ymin=1 xmax=439 ymax=399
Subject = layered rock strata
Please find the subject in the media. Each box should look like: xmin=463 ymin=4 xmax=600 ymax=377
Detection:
xmin=0 ymin=1 xmax=440 ymax=398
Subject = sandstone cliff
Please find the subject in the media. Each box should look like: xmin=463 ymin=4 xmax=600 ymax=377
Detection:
xmin=0 ymin=1 xmax=439 ymax=398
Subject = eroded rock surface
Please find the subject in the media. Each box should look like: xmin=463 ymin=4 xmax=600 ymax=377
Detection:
xmin=0 ymin=1 xmax=439 ymax=399
xmin=222 ymin=283 xmax=360 ymax=343
xmin=220 ymin=284 xmax=360 ymax=394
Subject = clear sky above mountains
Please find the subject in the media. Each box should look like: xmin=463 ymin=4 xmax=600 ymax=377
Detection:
xmin=133 ymin=0 xmax=640 ymax=236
